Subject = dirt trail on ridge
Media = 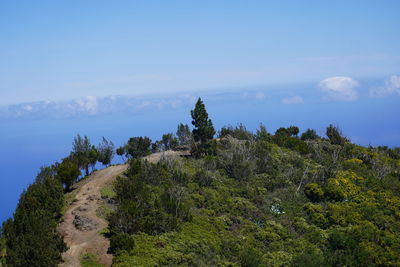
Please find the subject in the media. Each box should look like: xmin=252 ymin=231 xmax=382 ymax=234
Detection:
xmin=58 ymin=164 xmax=128 ymax=267
xmin=58 ymin=150 xmax=189 ymax=267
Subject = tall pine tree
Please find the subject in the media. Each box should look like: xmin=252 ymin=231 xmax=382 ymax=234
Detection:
xmin=190 ymin=98 xmax=215 ymax=156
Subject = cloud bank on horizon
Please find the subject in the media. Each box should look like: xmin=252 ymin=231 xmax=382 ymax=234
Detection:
xmin=1 ymin=75 xmax=398 ymax=120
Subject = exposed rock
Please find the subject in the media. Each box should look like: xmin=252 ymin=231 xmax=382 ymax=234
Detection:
xmin=73 ymin=214 xmax=98 ymax=231
xmin=72 ymin=205 xmax=88 ymax=215
xmin=87 ymin=194 xmax=99 ymax=201
xmin=106 ymin=198 xmax=116 ymax=205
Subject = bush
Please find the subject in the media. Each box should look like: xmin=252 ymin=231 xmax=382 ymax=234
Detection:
xmin=219 ymin=123 xmax=254 ymax=141
xmin=326 ymin=124 xmax=348 ymax=145
xmin=218 ymin=136 xmax=255 ymax=181
xmin=109 ymin=233 xmax=135 ymax=254
xmin=300 ymin=128 xmax=319 ymax=141
xmin=240 ymin=246 xmax=263 ymax=267
xmin=304 ymin=183 xmax=324 ymax=202
xmin=194 ymin=169 xmax=214 ymax=187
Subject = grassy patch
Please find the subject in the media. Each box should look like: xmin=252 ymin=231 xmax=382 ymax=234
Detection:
xmin=100 ymin=185 xmax=116 ymax=199
xmin=80 ymin=253 xmax=103 ymax=267
xmin=96 ymin=205 xmax=113 ymax=220
xmin=98 ymin=227 xmax=110 ymax=237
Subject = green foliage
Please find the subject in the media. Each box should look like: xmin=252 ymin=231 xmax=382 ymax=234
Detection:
xmin=0 ymin=226 xmax=5 ymax=266
xmin=4 ymin=172 xmax=66 ymax=266
xmin=191 ymin=98 xmax=215 ymax=157
xmin=193 ymin=169 xmax=215 ymax=187
xmin=240 ymin=246 xmax=263 ymax=267
xmin=100 ymin=185 xmax=116 ymax=199
xmin=108 ymin=131 xmax=400 ymax=266
xmin=161 ymin=133 xmax=179 ymax=151
xmin=116 ymin=146 xmax=125 ymax=159
xmin=219 ymin=123 xmax=254 ymax=140
xmin=326 ymin=124 xmax=348 ymax=145
xmin=97 ymin=136 xmax=115 ymax=166
xmin=110 ymin=233 xmax=135 ymax=254
xmin=80 ymin=253 xmax=103 ymax=267
xmin=71 ymin=134 xmax=98 ymax=176
xmin=57 ymin=158 xmax=80 ymax=192
xmin=124 ymin=136 xmax=152 ymax=159
xmin=273 ymin=126 xmax=309 ymax=154
xmin=304 ymin=183 xmax=324 ymax=202
xmin=176 ymin=123 xmax=192 ymax=145
xmin=6 ymin=116 xmax=399 ymax=266
xmin=300 ymin=128 xmax=319 ymax=141
xmin=255 ymin=123 xmax=270 ymax=141
xmin=218 ymin=136 xmax=255 ymax=181
xmin=109 ymin=159 xmax=192 ymax=237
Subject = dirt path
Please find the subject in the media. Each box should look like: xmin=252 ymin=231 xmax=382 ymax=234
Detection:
xmin=58 ymin=150 xmax=189 ymax=267
xmin=58 ymin=164 xmax=128 ymax=267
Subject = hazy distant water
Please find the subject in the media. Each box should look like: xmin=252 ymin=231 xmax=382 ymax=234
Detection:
xmin=1 ymin=96 xmax=399 ymax=223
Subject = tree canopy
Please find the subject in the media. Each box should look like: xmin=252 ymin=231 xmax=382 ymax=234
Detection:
xmin=190 ymin=98 xmax=215 ymax=157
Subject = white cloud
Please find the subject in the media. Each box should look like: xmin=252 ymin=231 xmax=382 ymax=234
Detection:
xmin=369 ymin=75 xmax=400 ymax=98
xmin=282 ymin=96 xmax=304 ymax=104
xmin=318 ymin=76 xmax=359 ymax=101
xmin=75 ymin=96 xmax=98 ymax=114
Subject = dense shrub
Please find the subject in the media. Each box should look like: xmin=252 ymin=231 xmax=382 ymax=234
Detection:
xmin=218 ymin=136 xmax=256 ymax=180
xmin=4 ymin=175 xmax=66 ymax=266
xmin=300 ymin=128 xmax=319 ymax=141
xmin=194 ymin=169 xmax=215 ymax=187
xmin=109 ymin=233 xmax=135 ymax=254
xmin=304 ymin=183 xmax=325 ymax=202
xmin=219 ymin=123 xmax=254 ymax=141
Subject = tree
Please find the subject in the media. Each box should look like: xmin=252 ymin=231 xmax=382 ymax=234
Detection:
xmin=275 ymin=126 xmax=299 ymax=138
xmin=161 ymin=133 xmax=179 ymax=151
xmin=35 ymin=165 xmax=57 ymax=184
xmin=301 ymin=128 xmax=319 ymax=141
xmin=71 ymin=134 xmax=95 ymax=176
xmin=190 ymin=98 xmax=215 ymax=156
xmin=56 ymin=159 xmax=80 ymax=192
xmin=176 ymin=123 xmax=192 ymax=145
xmin=4 ymin=173 xmax=66 ymax=266
xmin=97 ymin=137 xmax=115 ymax=166
xmin=125 ymin=137 xmax=152 ymax=158
xmin=255 ymin=123 xmax=270 ymax=141
xmin=88 ymin=146 xmax=99 ymax=173
xmin=116 ymin=146 xmax=126 ymax=161
xmin=326 ymin=124 xmax=347 ymax=145
xmin=287 ymin=125 xmax=300 ymax=137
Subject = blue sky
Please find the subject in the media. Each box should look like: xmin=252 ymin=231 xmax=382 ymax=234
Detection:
xmin=1 ymin=0 xmax=399 ymax=105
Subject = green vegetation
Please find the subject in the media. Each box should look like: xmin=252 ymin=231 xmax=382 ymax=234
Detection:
xmin=2 ymin=97 xmax=400 ymax=266
xmin=107 ymin=98 xmax=400 ymax=266
xmin=71 ymin=134 xmax=99 ymax=176
xmin=80 ymin=253 xmax=103 ymax=267
xmin=2 ymin=171 xmax=66 ymax=266
xmin=190 ymin=97 xmax=216 ymax=157
xmin=100 ymin=185 xmax=117 ymax=199
xmin=176 ymin=123 xmax=192 ymax=145
xmin=97 ymin=137 xmax=115 ymax=166
xmin=117 ymin=136 xmax=152 ymax=159
xmin=0 ymin=226 xmax=5 ymax=266
xmin=1 ymin=134 xmax=117 ymax=266
xmin=57 ymin=158 xmax=81 ymax=192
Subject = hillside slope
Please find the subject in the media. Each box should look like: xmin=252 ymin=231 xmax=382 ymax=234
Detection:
xmin=58 ymin=164 xmax=128 ymax=267
xmin=107 ymin=135 xmax=400 ymax=267
xmin=58 ymin=150 xmax=189 ymax=267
